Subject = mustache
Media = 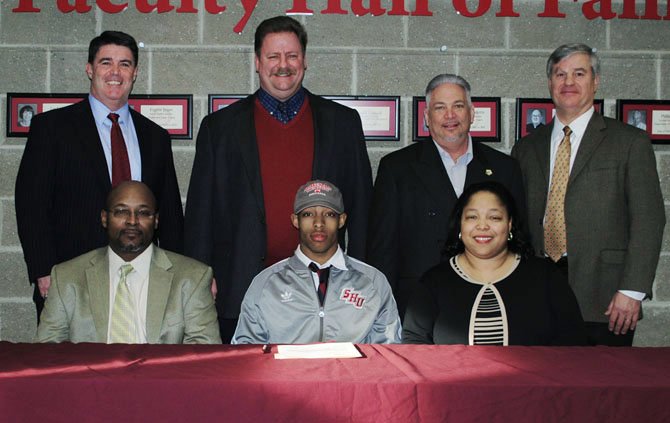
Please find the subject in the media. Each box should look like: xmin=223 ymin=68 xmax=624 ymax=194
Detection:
xmin=119 ymin=228 xmax=144 ymax=237
xmin=273 ymin=67 xmax=297 ymax=77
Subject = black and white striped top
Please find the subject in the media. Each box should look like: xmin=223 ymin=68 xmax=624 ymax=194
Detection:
xmin=451 ymin=255 xmax=520 ymax=346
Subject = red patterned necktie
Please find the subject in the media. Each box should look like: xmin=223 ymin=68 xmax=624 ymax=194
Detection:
xmin=108 ymin=113 xmax=131 ymax=187
xmin=309 ymin=262 xmax=330 ymax=305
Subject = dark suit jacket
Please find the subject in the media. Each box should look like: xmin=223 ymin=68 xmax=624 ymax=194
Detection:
xmin=512 ymin=113 xmax=665 ymax=322
xmin=367 ymin=140 xmax=525 ymax=318
xmin=35 ymin=246 xmax=221 ymax=344
xmin=15 ymin=98 xmax=184 ymax=283
xmin=184 ymin=90 xmax=372 ymax=319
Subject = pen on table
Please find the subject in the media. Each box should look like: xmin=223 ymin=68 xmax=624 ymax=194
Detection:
xmin=262 ymin=344 xmax=271 ymax=354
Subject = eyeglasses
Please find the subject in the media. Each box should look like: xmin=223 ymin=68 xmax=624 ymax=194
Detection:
xmin=108 ymin=208 xmax=156 ymax=220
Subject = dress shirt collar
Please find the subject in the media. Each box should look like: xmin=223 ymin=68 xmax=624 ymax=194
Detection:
xmin=433 ymin=136 xmax=473 ymax=197
xmin=89 ymin=94 xmax=131 ymax=127
xmin=256 ymin=87 xmax=306 ymax=124
xmin=549 ymin=106 xmax=594 ymax=171
xmin=433 ymin=135 xmax=474 ymax=167
xmin=108 ymin=243 xmax=153 ymax=280
xmin=551 ymin=106 xmax=594 ymax=146
xmin=295 ymin=244 xmax=348 ymax=271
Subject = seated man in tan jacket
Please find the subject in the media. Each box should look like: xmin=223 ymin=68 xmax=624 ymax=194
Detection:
xmin=36 ymin=181 xmax=220 ymax=344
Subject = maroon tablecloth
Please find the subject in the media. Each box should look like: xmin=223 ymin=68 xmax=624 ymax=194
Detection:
xmin=1 ymin=342 xmax=669 ymax=422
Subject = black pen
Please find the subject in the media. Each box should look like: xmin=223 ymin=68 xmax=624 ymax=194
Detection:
xmin=262 ymin=344 xmax=271 ymax=354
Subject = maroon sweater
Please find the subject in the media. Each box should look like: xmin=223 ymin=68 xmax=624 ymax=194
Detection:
xmin=254 ymin=97 xmax=314 ymax=266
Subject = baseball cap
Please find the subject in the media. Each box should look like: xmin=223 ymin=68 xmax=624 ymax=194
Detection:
xmin=293 ymin=180 xmax=344 ymax=214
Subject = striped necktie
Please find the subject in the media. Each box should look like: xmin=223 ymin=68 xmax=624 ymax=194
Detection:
xmin=308 ymin=262 xmax=330 ymax=305
xmin=109 ymin=264 xmax=136 ymax=343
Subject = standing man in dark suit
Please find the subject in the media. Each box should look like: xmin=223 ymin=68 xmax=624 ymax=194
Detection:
xmin=15 ymin=31 xmax=184 ymax=321
xmin=367 ymin=74 xmax=525 ymax=319
xmin=512 ymin=44 xmax=665 ymax=346
xmin=185 ymin=16 xmax=372 ymax=342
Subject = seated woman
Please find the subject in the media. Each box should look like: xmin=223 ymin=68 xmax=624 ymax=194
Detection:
xmin=403 ymin=181 xmax=586 ymax=346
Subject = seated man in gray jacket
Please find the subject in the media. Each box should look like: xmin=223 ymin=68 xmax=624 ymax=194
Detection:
xmin=232 ymin=180 xmax=401 ymax=344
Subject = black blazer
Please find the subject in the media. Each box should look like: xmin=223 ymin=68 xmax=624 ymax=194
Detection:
xmin=15 ymin=98 xmax=184 ymax=283
xmin=367 ymin=140 xmax=525 ymax=318
xmin=184 ymin=90 xmax=373 ymax=319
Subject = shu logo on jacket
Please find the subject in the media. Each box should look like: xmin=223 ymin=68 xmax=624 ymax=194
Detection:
xmin=340 ymin=288 xmax=366 ymax=309
xmin=280 ymin=290 xmax=293 ymax=303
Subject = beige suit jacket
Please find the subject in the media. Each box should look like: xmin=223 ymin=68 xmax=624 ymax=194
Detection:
xmin=36 ymin=246 xmax=221 ymax=344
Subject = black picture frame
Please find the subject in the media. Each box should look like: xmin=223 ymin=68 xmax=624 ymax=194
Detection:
xmin=7 ymin=93 xmax=193 ymax=139
xmin=515 ymin=98 xmax=604 ymax=141
xmin=412 ymin=96 xmax=501 ymax=143
xmin=208 ymin=94 xmax=248 ymax=114
xmin=324 ymin=95 xmax=400 ymax=141
xmin=616 ymin=99 xmax=670 ymax=144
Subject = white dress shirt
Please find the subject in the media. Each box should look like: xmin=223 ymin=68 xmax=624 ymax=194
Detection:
xmin=295 ymin=245 xmax=348 ymax=291
xmin=89 ymin=94 xmax=142 ymax=182
xmin=547 ymin=107 xmax=594 ymax=187
xmin=433 ymin=136 xmax=474 ymax=197
xmin=107 ymin=244 xmax=153 ymax=343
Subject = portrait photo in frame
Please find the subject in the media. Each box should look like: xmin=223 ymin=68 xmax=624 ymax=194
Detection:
xmin=515 ymin=98 xmax=604 ymax=140
xmin=7 ymin=93 xmax=192 ymax=139
xmin=7 ymin=93 xmax=86 ymax=136
xmin=412 ymin=96 xmax=501 ymax=143
xmin=616 ymin=99 xmax=670 ymax=143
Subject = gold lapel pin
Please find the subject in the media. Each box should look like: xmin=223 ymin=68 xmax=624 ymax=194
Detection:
xmin=485 ymin=169 xmax=493 ymax=176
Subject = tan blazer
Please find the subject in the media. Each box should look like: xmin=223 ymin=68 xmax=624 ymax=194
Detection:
xmin=36 ymin=246 xmax=221 ymax=344
xmin=512 ymin=113 xmax=665 ymax=322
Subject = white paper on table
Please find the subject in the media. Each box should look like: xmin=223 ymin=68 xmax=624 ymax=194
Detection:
xmin=274 ymin=342 xmax=362 ymax=359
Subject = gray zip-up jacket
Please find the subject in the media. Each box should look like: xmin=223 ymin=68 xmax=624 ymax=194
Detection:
xmin=232 ymin=253 xmax=401 ymax=344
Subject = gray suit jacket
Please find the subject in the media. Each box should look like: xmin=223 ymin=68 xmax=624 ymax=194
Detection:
xmin=512 ymin=113 xmax=665 ymax=322
xmin=36 ymin=247 xmax=221 ymax=344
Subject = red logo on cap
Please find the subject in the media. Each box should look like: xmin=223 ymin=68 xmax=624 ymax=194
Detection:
xmin=304 ymin=182 xmax=332 ymax=195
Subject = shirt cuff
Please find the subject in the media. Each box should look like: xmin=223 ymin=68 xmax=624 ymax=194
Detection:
xmin=618 ymin=290 xmax=646 ymax=301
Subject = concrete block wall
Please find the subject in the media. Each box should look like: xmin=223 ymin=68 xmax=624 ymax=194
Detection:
xmin=1 ymin=0 xmax=669 ymax=344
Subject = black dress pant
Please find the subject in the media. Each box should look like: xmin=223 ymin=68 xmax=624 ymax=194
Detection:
xmin=584 ymin=322 xmax=635 ymax=346
xmin=33 ymin=283 xmax=45 ymax=323
xmin=547 ymin=257 xmax=634 ymax=347
xmin=219 ymin=317 xmax=238 ymax=344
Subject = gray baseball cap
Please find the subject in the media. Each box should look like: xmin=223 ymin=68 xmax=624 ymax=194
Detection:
xmin=293 ymin=180 xmax=344 ymax=214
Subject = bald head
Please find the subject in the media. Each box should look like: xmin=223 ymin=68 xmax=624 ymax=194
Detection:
xmin=102 ymin=181 xmax=158 ymax=261
xmin=105 ymin=181 xmax=156 ymax=211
